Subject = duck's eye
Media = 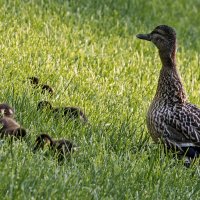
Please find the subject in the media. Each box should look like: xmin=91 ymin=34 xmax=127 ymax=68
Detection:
xmin=155 ymin=37 xmax=162 ymax=42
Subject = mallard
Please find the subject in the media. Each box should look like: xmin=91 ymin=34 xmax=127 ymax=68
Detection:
xmin=33 ymin=133 xmax=76 ymax=161
xmin=37 ymin=100 xmax=88 ymax=123
xmin=136 ymin=25 xmax=200 ymax=165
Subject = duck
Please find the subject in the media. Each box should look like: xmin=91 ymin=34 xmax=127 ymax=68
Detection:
xmin=0 ymin=116 xmax=27 ymax=139
xmin=37 ymin=100 xmax=88 ymax=123
xmin=136 ymin=25 xmax=200 ymax=166
xmin=33 ymin=133 xmax=76 ymax=161
xmin=28 ymin=76 xmax=54 ymax=95
xmin=0 ymin=103 xmax=14 ymax=118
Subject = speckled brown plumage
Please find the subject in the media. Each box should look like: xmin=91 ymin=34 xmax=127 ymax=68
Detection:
xmin=137 ymin=25 xmax=200 ymax=164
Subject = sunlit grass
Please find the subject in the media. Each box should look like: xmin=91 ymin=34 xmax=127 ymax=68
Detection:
xmin=0 ymin=0 xmax=200 ymax=199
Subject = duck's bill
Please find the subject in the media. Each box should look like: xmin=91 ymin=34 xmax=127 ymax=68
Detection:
xmin=136 ymin=34 xmax=151 ymax=41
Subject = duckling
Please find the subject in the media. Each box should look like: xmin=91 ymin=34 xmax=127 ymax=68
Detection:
xmin=136 ymin=25 xmax=200 ymax=166
xmin=0 ymin=117 xmax=27 ymax=139
xmin=37 ymin=100 xmax=88 ymax=123
xmin=28 ymin=76 xmax=54 ymax=95
xmin=33 ymin=133 xmax=76 ymax=161
xmin=0 ymin=103 xmax=14 ymax=118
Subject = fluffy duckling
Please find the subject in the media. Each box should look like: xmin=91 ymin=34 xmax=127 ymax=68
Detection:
xmin=136 ymin=25 xmax=200 ymax=166
xmin=28 ymin=76 xmax=53 ymax=95
xmin=0 ymin=117 xmax=26 ymax=139
xmin=0 ymin=103 xmax=14 ymax=118
xmin=37 ymin=100 xmax=88 ymax=123
xmin=33 ymin=133 xmax=76 ymax=161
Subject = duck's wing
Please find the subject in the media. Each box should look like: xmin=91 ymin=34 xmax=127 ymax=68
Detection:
xmin=185 ymin=103 xmax=200 ymax=119
xmin=163 ymin=125 xmax=200 ymax=159
xmin=163 ymin=103 xmax=200 ymax=147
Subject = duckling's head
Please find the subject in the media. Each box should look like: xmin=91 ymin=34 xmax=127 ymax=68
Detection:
xmin=29 ymin=76 xmax=39 ymax=85
xmin=33 ymin=133 xmax=53 ymax=152
xmin=37 ymin=101 xmax=53 ymax=111
xmin=0 ymin=103 xmax=14 ymax=118
xmin=136 ymin=25 xmax=176 ymax=53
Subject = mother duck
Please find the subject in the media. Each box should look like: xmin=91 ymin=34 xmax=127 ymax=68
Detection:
xmin=136 ymin=25 xmax=200 ymax=165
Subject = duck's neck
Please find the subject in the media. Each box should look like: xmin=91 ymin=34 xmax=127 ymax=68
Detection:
xmin=154 ymin=48 xmax=187 ymax=104
xmin=159 ymin=49 xmax=176 ymax=68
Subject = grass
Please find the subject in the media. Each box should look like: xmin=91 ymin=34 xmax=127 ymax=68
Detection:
xmin=0 ymin=0 xmax=200 ymax=199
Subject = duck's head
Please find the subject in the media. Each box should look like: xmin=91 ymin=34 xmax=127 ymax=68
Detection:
xmin=136 ymin=25 xmax=176 ymax=53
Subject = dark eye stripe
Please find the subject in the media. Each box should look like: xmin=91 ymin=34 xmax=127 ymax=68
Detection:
xmin=151 ymin=30 xmax=165 ymax=36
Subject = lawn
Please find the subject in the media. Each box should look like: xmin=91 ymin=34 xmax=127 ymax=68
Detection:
xmin=0 ymin=0 xmax=200 ymax=199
